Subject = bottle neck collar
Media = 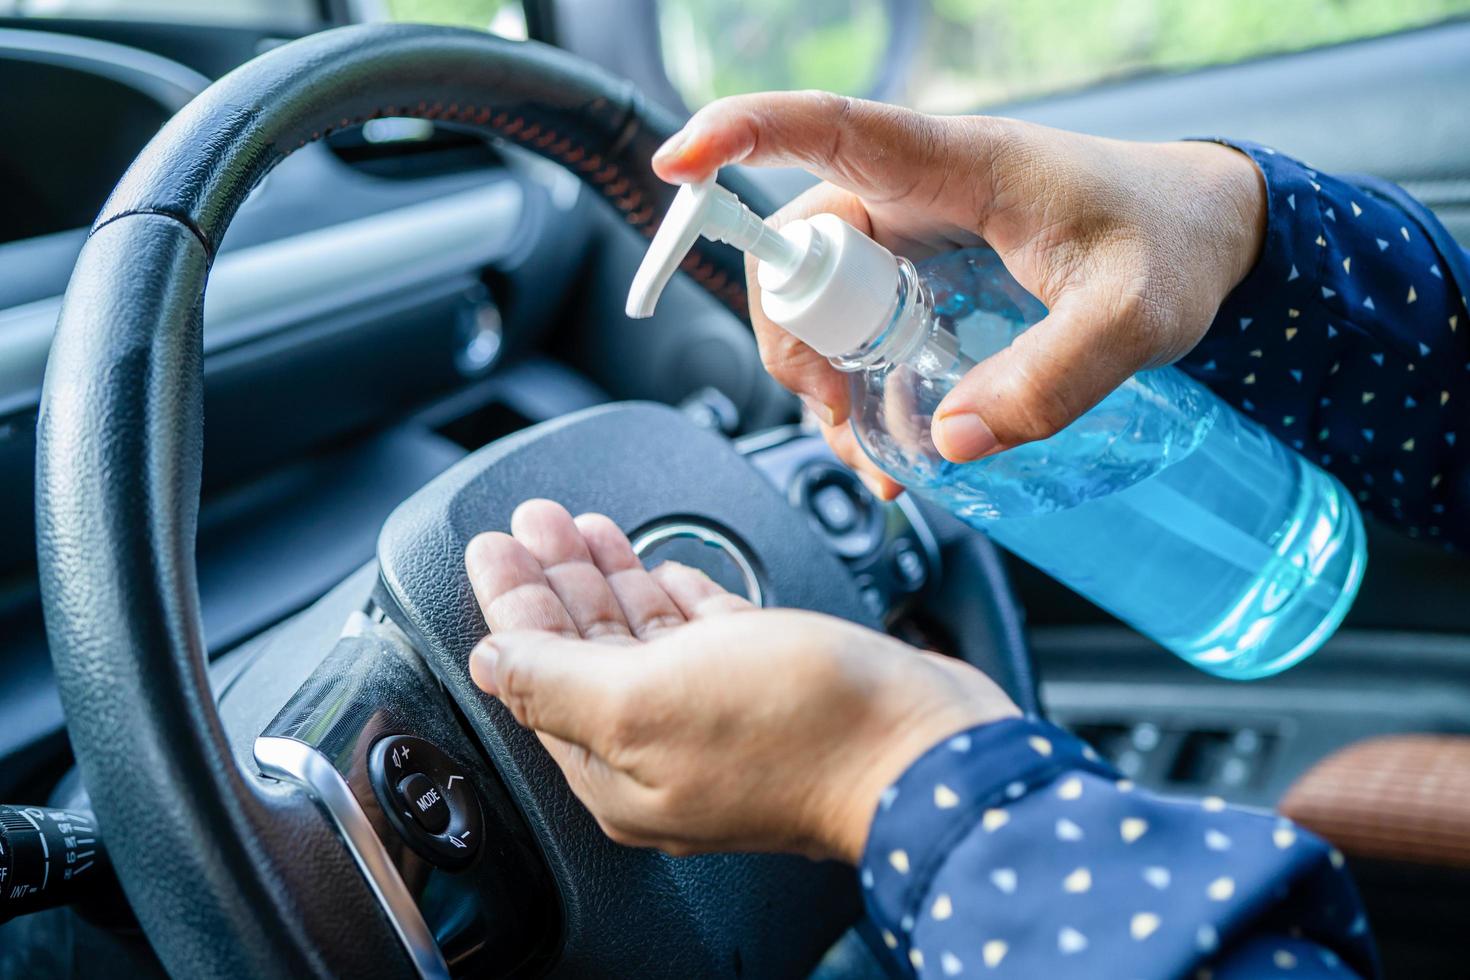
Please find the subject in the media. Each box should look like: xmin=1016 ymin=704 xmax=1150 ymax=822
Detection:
xmin=828 ymin=257 xmax=931 ymax=372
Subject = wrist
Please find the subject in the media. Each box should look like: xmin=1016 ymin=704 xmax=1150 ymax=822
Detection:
xmin=1217 ymin=145 xmax=1269 ymax=289
xmin=1170 ymin=140 xmax=1268 ymax=292
xmin=824 ymin=702 xmax=1019 ymax=864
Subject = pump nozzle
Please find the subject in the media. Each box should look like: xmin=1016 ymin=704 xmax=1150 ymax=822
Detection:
xmin=627 ymin=178 xmax=903 ymax=359
xmin=625 ymin=179 xmax=800 ymax=319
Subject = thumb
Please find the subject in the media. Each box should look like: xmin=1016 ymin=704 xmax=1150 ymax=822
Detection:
xmin=470 ymin=631 xmax=646 ymax=750
xmin=653 ymin=91 xmax=962 ymax=206
xmin=932 ymin=285 xmax=1154 ymax=461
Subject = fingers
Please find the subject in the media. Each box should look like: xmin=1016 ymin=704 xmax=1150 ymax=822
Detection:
xmin=509 ymin=500 xmax=634 ymax=642
xmin=468 ymin=626 xmax=707 ymax=855
xmin=650 ymin=561 xmax=753 ymax=620
xmin=744 ymin=182 xmax=871 ymax=425
xmin=933 ymin=282 xmax=1155 ymax=460
xmin=469 ymin=630 xmax=641 ymax=747
xmin=727 ymin=180 xmax=905 ymax=498
xmin=819 ymin=419 xmax=903 ymax=501
xmin=574 ymin=513 xmax=687 ymax=639
xmin=653 ymin=91 xmax=956 ymax=206
xmin=465 ymin=530 xmax=580 ymax=638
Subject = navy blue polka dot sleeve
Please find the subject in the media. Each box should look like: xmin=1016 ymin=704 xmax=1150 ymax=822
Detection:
xmin=1179 ymin=139 xmax=1470 ymax=547
xmin=853 ymin=146 xmax=1469 ymax=977
xmin=861 ymin=718 xmax=1376 ymax=978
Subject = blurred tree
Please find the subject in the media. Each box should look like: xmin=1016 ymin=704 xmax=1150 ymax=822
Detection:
xmin=917 ymin=0 xmax=1470 ymax=109
xmin=386 ymin=0 xmax=1470 ymax=111
xmin=385 ymin=0 xmax=505 ymax=30
xmin=658 ymin=0 xmax=886 ymax=106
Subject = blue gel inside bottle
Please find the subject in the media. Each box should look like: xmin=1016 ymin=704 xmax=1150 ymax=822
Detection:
xmin=845 ymin=249 xmax=1366 ymax=679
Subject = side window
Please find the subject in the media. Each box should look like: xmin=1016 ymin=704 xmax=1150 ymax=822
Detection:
xmin=381 ymin=0 xmax=527 ymax=37
xmin=652 ymin=0 xmax=1470 ymax=111
xmin=0 ymin=0 xmax=320 ymax=29
xmin=657 ymin=0 xmax=891 ymax=108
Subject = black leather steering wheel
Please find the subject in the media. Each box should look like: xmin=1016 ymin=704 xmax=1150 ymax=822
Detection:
xmin=32 ymin=22 xmax=820 ymax=978
xmin=35 ymin=23 xmax=1031 ymax=979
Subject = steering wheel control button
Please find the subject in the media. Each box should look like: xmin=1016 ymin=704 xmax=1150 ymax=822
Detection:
xmin=397 ymin=773 xmax=451 ymax=835
xmin=811 ymin=478 xmax=864 ymax=531
xmin=812 ymin=482 xmax=861 ymax=534
xmin=790 ymin=462 xmax=883 ymax=559
xmin=891 ymin=542 xmax=929 ymax=591
xmin=369 ymin=736 xmax=483 ymax=871
xmin=856 ymin=575 xmax=887 ymax=621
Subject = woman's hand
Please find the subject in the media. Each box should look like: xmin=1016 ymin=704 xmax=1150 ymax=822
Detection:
xmin=653 ymin=92 xmax=1267 ymax=497
xmin=464 ymin=499 xmax=1017 ymax=862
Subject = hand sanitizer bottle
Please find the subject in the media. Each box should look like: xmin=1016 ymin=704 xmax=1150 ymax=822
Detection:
xmin=627 ymin=180 xmax=1366 ymax=679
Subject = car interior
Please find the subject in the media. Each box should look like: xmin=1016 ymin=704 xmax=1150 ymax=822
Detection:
xmin=0 ymin=1 xmax=1468 ymax=977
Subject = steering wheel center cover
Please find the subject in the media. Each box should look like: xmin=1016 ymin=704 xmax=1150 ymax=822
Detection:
xmin=36 ymin=23 xmax=778 ymax=979
xmin=377 ymin=402 xmax=871 ymax=975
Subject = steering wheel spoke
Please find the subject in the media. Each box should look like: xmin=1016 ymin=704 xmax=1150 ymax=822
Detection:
xmin=35 ymin=22 xmax=1031 ymax=978
xmin=255 ymin=627 xmax=558 ymax=979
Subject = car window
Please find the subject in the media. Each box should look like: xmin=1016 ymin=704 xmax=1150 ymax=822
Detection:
xmin=381 ymin=0 xmax=527 ymax=38
xmin=654 ymin=0 xmax=1470 ymax=112
xmin=0 ymin=0 xmax=319 ymax=29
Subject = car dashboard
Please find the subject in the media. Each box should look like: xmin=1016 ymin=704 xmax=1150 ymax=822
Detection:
xmin=0 ymin=23 xmax=795 ymax=807
xmin=2 ymin=15 xmax=1470 ymax=979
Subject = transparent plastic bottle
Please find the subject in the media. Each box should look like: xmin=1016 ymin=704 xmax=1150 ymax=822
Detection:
xmin=628 ymin=181 xmax=1367 ymax=679
xmin=844 ymin=249 xmax=1366 ymax=679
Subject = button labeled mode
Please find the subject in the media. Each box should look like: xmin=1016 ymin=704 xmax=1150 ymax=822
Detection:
xmin=397 ymin=772 xmax=450 ymax=834
xmin=369 ymin=735 xmax=483 ymax=870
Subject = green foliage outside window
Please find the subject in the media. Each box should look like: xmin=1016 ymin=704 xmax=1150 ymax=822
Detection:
xmin=916 ymin=0 xmax=1470 ymax=110
xmin=384 ymin=0 xmax=509 ymax=31
xmin=659 ymin=0 xmax=887 ymax=106
xmin=385 ymin=0 xmax=1470 ymax=112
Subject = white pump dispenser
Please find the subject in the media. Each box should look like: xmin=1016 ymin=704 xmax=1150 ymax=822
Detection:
xmin=624 ymin=176 xmax=1370 ymax=683
xmin=626 ymin=179 xmax=902 ymax=358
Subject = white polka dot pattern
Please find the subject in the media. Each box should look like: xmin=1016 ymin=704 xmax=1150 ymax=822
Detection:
xmin=860 ymin=718 xmax=1374 ymax=978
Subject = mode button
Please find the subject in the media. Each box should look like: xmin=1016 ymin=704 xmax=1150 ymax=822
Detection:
xmin=369 ymin=734 xmax=483 ymax=870
xmin=397 ymin=772 xmax=450 ymax=834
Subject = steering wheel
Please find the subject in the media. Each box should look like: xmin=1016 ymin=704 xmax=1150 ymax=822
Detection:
xmin=35 ymin=23 xmax=1035 ymax=979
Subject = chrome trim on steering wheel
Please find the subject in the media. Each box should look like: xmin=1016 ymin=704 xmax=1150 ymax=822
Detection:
xmin=254 ymin=736 xmax=449 ymax=980
xmin=631 ymin=521 xmax=765 ymax=607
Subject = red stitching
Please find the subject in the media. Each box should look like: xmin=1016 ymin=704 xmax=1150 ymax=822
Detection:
xmin=269 ymin=102 xmax=749 ymax=314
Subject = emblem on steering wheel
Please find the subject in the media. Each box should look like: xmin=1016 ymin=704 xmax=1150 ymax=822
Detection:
xmin=631 ymin=521 xmax=765 ymax=608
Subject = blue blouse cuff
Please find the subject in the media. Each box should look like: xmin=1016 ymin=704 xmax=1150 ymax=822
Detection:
xmin=858 ymin=717 xmax=1118 ymax=952
xmin=1180 ymin=136 xmax=1468 ymax=542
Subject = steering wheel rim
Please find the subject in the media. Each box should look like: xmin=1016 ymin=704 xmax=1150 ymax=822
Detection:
xmin=35 ymin=24 xmax=776 ymax=978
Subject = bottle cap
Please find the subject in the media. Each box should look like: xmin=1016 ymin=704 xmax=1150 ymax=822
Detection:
xmin=627 ymin=179 xmax=901 ymax=358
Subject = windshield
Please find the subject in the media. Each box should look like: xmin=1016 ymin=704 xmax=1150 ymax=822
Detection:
xmin=652 ymin=0 xmax=1470 ymax=112
xmin=379 ymin=0 xmax=526 ymax=36
xmin=0 ymin=0 xmax=320 ymax=29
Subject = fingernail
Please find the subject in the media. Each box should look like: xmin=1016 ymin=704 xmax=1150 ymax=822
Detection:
xmin=469 ymin=638 xmax=499 ymax=695
xmin=934 ymin=413 xmax=999 ymax=461
xmin=799 ymin=394 xmax=837 ymax=426
xmin=653 ymin=130 xmax=691 ymax=166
